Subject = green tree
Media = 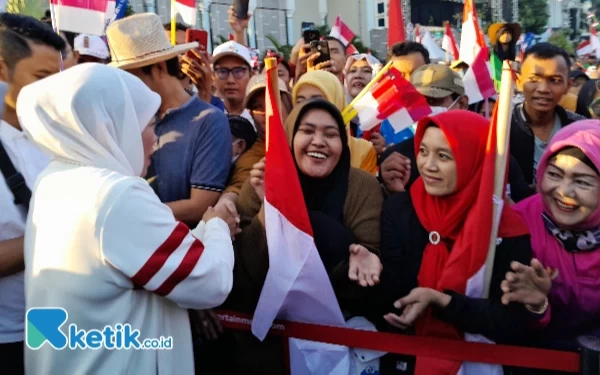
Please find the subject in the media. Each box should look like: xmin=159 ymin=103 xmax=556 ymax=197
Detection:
xmin=519 ymin=0 xmax=549 ymax=34
xmin=548 ymin=30 xmax=575 ymax=55
xmin=124 ymin=4 xmax=135 ymax=17
xmin=6 ymin=0 xmax=46 ymax=18
xmin=475 ymin=0 xmax=493 ymax=31
xmin=265 ymin=35 xmax=293 ymax=60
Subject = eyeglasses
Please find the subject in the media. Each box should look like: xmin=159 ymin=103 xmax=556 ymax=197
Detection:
xmin=214 ymin=66 xmax=249 ymax=80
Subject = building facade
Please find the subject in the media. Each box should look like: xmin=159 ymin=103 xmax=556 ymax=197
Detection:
xmin=129 ymin=0 xmax=486 ymax=57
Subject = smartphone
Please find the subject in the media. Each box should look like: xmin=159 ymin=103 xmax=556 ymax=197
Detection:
xmin=185 ymin=29 xmax=208 ymax=58
xmin=233 ymin=0 xmax=249 ymax=20
xmin=186 ymin=29 xmax=208 ymax=48
xmin=303 ymin=28 xmax=320 ymax=44
xmin=310 ymin=40 xmax=330 ymax=65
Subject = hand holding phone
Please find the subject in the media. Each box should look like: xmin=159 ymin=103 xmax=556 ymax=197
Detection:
xmin=310 ymin=40 xmax=331 ymax=65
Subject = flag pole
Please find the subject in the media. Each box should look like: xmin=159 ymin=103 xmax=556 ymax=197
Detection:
xmin=482 ymin=60 xmax=514 ymax=298
xmin=170 ymin=0 xmax=176 ymax=45
xmin=49 ymin=0 xmax=65 ymax=71
xmin=265 ymin=57 xmax=282 ymax=149
xmin=342 ymin=60 xmax=393 ymax=122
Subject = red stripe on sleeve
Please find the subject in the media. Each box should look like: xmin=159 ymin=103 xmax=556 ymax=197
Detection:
xmin=153 ymin=239 xmax=206 ymax=297
xmin=130 ymin=222 xmax=189 ymax=287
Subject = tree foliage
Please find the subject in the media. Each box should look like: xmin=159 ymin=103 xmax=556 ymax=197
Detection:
xmin=548 ymin=30 xmax=575 ymax=55
xmin=6 ymin=0 xmax=46 ymax=18
xmin=518 ymin=0 xmax=549 ymax=34
xmin=265 ymin=34 xmax=293 ymax=60
xmin=124 ymin=4 xmax=135 ymax=17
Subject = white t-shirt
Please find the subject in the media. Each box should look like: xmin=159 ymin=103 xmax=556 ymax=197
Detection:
xmin=0 ymin=120 xmax=49 ymax=343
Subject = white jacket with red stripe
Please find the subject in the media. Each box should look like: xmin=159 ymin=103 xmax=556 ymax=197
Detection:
xmin=24 ymin=163 xmax=234 ymax=375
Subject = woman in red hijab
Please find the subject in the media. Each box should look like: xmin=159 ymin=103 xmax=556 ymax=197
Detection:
xmin=379 ymin=110 xmax=534 ymax=375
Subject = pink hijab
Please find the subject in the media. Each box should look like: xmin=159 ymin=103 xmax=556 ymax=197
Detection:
xmin=514 ymin=120 xmax=600 ymax=338
xmin=533 ymin=120 xmax=600 ymax=229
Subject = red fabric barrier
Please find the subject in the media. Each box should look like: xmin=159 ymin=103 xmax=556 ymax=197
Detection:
xmin=216 ymin=310 xmax=580 ymax=373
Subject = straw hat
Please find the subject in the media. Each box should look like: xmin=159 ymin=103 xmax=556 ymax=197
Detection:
xmin=244 ymin=74 xmax=291 ymax=108
xmin=107 ymin=13 xmax=198 ymax=70
xmin=487 ymin=22 xmax=522 ymax=46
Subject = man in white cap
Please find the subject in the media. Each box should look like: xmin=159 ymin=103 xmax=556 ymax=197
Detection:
xmin=212 ymin=41 xmax=254 ymax=123
xmin=106 ymin=14 xmax=232 ymax=227
xmin=74 ymin=34 xmax=110 ymax=64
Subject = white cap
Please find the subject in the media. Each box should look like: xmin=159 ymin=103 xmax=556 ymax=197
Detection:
xmin=74 ymin=34 xmax=110 ymax=60
xmin=212 ymin=41 xmax=252 ymax=67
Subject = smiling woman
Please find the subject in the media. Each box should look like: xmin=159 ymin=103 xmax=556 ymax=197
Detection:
xmin=224 ymin=99 xmax=384 ymax=374
xmin=379 ymin=110 xmax=533 ymax=374
xmin=343 ymin=54 xmax=382 ymax=100
xmin=504 ymin=120 xmax=600 ymax=350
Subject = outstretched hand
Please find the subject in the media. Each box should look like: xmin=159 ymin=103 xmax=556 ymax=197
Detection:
xmin=348 ymin=244 xmax=382 ymax=287
xmin=384 ymin=287 xmax=450 ymax=329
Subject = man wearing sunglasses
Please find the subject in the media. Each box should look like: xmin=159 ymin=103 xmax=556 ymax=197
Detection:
xmin=212 ymin=41 xmax=254 ymax=124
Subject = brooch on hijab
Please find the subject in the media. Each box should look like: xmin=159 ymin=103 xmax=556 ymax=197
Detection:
xmin=429 ymin=231 xmax=441 ymax=245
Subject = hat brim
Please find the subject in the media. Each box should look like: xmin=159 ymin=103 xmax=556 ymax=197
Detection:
xmin=212 ymin=52 xmax=252 ymax=66
xmin=488 ymin=23 xmax=522 ymax=46
xmin=77 ymin=48 xmax=110 ymax=60
xmin=416 ymin=87 xmax=454 ymax=98
xmin=109 ymin=42 xmax=198 ymax=70
xmin=449 ymin=60 xmax=468 ymax=69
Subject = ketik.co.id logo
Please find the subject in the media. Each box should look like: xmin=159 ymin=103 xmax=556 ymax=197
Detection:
xmin=26 ymin=308 xmax=172 ymax=350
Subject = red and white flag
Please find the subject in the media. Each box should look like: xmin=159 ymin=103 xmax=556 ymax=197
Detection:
xmin=463 ymin=48 xmax=496 ymax=104
xmin=442 ymin=22 xmax=460 ymax=61
xmin=459 ymin=0 xmax=487 ymax=65
xmin=353 ymin=67 xmax=431 ymax=133
xmin=330 ymin=15 xmax=355 ymax=46
xmin=577 ymin=40 xmax=594 ymax=57
xmin=590 ymin=23 xmax=600 ymax=59
xmin=388 ymin=0 xmax=406 ymax=47
xmin=174 ymin=0 xmax=197 ymax=26
xmin=251 ymin=61 xmax=350 ymax=374
xmin=50 ymin=0 xmax=115 ymax=35
xmin=415 ymin=24 xmax=422 ymax=44
xmin=346 ymin=43 xmax=359 ymax=55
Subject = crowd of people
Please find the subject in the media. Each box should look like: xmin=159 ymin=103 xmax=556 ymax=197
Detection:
xmin=0 ymin=7 xmax=598 ymax=375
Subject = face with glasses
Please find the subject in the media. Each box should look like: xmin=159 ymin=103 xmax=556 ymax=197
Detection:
xmin=213 ymin=56 xmax=251 ymax=105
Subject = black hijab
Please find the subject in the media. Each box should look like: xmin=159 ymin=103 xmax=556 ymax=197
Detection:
xmin=284 ymin=99 xmax=351 ymax=224
xmin=492 ymin=26 xmax=517 ymax=62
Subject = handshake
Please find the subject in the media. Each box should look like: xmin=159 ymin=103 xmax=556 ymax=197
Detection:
xmin=202 ymin=200 xmax=241 ymax=238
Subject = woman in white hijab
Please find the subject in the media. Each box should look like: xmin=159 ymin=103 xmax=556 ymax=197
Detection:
xmin=18 ymin=64 xmax=235 ymax=375
xmin=344 ymin=54 xmax=383 ymax=103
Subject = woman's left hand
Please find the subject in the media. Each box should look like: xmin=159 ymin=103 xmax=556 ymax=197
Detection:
xmin=348 ymin=244 xmax=382 ymax=287
xmin=384 ymin=287 xmax=451 ymax=329
xmin=500 ymin=258 xmax=552 ymax=311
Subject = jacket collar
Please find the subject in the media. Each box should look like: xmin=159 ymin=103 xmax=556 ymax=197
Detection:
xmin=514 ymin=103 xmax=582 ymax=135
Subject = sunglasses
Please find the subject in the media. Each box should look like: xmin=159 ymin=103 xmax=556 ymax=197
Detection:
xmin=214 ymin=66 xmax=249 ymax=80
